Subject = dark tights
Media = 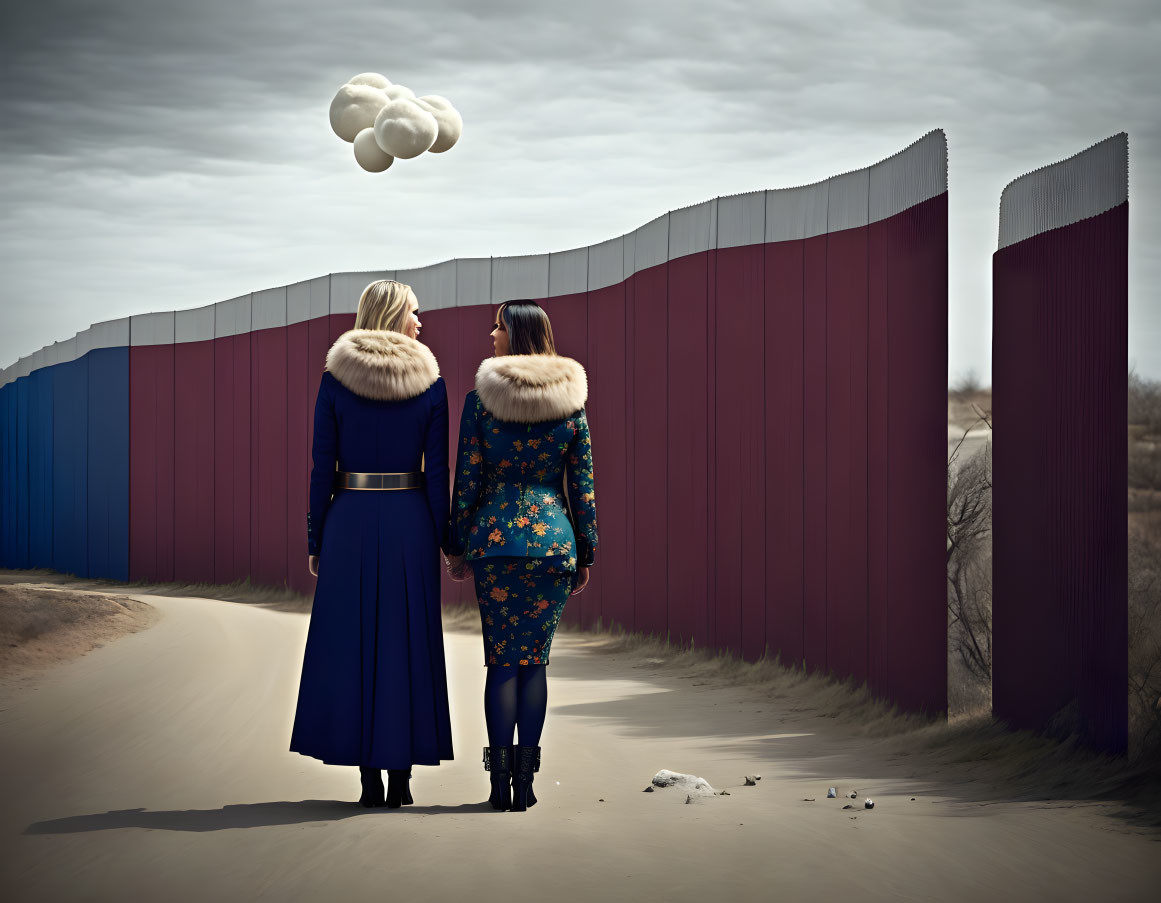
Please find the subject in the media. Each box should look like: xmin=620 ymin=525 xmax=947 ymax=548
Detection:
xmin=484 ymin=664 xmax=548 ymax=748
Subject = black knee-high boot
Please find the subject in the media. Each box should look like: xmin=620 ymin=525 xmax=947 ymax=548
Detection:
xmin=385 ymin=769 xmax=414 ymax=808
xmin=511 ymin=745 xmax=541 ymax=812
xmin=359 ymin=767 xmax=384 ymax=808
xmin=483 ymin=746 xmax=513 ymax=811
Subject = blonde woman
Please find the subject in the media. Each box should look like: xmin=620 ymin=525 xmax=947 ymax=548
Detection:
xmin=290 ymin=280 xmax=454 ymax=808
xmin=446 ymin=299 xmax=598 ymax=812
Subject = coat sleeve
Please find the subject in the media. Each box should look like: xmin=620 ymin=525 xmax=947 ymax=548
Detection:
xmin=423 ymin=378 xmax=452 ymax=554
xmin=307 ymin=373 xmax=338 ymax=556
xmin=449 ymin=391 xmax=484 ymax=557
xmin=565 ymin=407 xmax=598 ymax=567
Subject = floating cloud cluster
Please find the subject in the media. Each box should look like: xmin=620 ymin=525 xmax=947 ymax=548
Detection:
xmin=328 ymin=73 xmax=463 ymax=173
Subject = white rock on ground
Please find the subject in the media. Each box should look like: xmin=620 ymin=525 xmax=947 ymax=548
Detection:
xmin=652 ymin=769 xmax=716 ymax=796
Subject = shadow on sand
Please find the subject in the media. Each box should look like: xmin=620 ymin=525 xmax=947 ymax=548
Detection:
xmin=24 ymin=799 xmax=496 ymax=834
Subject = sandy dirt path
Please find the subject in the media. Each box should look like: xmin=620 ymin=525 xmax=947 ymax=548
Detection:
xmin=1 ymin=592 xmax=1157 ymax=902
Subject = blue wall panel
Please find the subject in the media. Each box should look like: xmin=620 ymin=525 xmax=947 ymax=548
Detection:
xmin=87 ymin=348 xmax=129 ymax=580
xmin=2 ymin=384 xmax=12 ymax=567
xmin=28 ymin=368 xmax=54 ymax=567
xmin=52 ymin=358 xmax=89 ymax=577
xmin=15 ymin=377 xmax=31 ymax=569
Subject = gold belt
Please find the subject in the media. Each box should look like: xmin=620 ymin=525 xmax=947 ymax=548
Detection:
xmin=335 ymin=471 xmax=424 ymax=490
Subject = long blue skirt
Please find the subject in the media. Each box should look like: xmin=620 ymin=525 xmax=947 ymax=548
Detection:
xmin=289 ymin=488 xmax=454 ymax=769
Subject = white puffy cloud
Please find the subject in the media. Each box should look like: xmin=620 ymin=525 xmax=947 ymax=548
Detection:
xmin=416 ymin=95 xmax=463 ymax=153
xmin=329 ymin=73 xmax=463 ymax=171
xmin=353 ymin=127 xmax=393 ymax=172
xmin=383 ymin=84 xmax=417 ymax=102
xmin=347 ymin=72 xmax=391 ymax=90
xmin=373 ymin=99 xmax=438 ymax=159
xmin=328 ymin=83 xmax=390 ymax=142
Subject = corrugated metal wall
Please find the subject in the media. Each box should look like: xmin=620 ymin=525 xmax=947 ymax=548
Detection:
xmin=0 ymin=131 xmax=948 ymax=714
xmin=992 ymin=133 xmax=1129 ymax=753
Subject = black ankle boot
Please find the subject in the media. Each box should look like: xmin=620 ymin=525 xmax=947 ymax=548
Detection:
xmin=483 ymin=745 xmax=513 ymax=811
xmin=511 ymin=745 xmax=541 ymax=812
xmin=359 ymin=767 xmax=384 ymax=808
xmin=385 ymin=769 xmax=413 ymax=808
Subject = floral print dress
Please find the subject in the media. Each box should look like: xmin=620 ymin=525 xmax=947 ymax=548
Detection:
xmin=450 ymin=389 xmax=598 ymax=666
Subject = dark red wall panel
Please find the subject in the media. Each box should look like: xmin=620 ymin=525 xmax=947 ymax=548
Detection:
xmin=213 ymin=333 xmax=250 ymax=584
xmin=801 ymin=235 xmax=829 ymax=672
xmin=173 ymin=340 xmax=215 ymax=582
xmin=825 ymin=226 xmax=870 ymax=684
xmin=585 ymin=283 xmax=631 ymax=633
xmin=885 ymin=194 xmax=948 ymax=714
xmin=129 ymin=344 xmax=175 ymax=582
xmin=993 ymin=203 xmax=1128 ymax=753
xmin=764 ymin=240 xmax=806 ymax=666
xmin=665 ymin=255 xmax=710 ymax=648
xmin=866 ymin=218 xmax=890 ymax=697
xmin=250 ymin=327 xmax=288 ymax=588
xmin=732 ymin=247 xmax=768 ymax=663
xmin=286 ymin=321 xmax=313 ymax=596
xmin=630 ymin=265 xmax=669 ymax=637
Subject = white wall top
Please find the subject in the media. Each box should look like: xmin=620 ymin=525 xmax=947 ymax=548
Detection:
xmin=252 ymin=286 xmax=287 ymax=331
xmin=491 ymin=254 xmax=549 ymax=304
xmin=74 ymin=327 xmax=94 ymax=360
xmin=588 ymin=235 xmax=624 ymax=293
xmin=89 ymin=318 xmax=131 ymax=352
xmin=548 ymin=247 xmax=588 ymax=297
xmin=310 ymin=276 xmax=330 ymax=320
xmin=998 ymin=132 xmax=1128 ymax=251
xmin=131 ymin=311 xmax=176 ymax=346
xmin=214 ymin=295 xmax=252 ymax=338
xmin=4 ymin=131 xmax=949 ymax=369
xmin=669 ymin=199 xmax=717 ymax=261
xmin=828 ymin=167 xmax=870 ymax=232
xmin=634 ymin=213 xmax=669 ymax=273
xmin=717 ymin=191 xmax=766 ymax=250
xmin=766 ymin=181 xmax=828 ymax=242
xmin=287 ymin=280 xmax=312 ymax=326
xmin=868 ymin=129 xmax=948 ymax=226
xmin=175 ymin=304 xmax=216 ymax=343
xmin=329 ymin=270 xmax=394 ymax=315
xmin=396 ymin=259 xmax=457 ymax=312
xmin=455 ymin=259 xmax=491 ymax=308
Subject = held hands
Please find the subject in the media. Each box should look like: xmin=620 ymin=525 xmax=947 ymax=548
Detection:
xmin=570 ymin=565 xmax=590 ymax=596
xmin=444 ymin=552 xmax=471 ymax=582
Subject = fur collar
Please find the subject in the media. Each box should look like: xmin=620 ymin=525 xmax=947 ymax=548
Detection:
xmin=326 ymin=329 xmax=440 ymax=401
xmin=475 ymin=354 xmax=588 ymax=423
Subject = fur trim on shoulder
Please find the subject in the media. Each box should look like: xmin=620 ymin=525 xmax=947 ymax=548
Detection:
xmin=326 ymin=329 xmax=440 ymax=401
xmin=475 ymin=354 xmax=587 ymax=423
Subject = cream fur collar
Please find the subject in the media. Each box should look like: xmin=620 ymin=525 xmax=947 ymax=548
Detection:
xmin=475 ymin=354 xmax=588 ymax=423
xmin=326 ymin=329 xmax=440 ymax=401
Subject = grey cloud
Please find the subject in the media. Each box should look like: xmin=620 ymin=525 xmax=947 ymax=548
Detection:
xmin=1 ymin=0 xmax=1159 ymax=380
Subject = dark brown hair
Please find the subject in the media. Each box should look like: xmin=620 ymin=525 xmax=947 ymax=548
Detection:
xmin=497 ymin=300 xmax=557 ymax=355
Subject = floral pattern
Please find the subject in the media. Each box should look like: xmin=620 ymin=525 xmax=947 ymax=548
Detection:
xmin=450 ymin=390 xmax=598 ymax=567
xmin=472 ymin=557 xmax=572 ymax=666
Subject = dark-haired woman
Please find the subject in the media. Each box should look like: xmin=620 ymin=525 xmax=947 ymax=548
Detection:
xmin=445 ymin=300 xmax=598 ymax=812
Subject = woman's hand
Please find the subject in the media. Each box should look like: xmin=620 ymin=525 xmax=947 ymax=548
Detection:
xmin=308 ymin=555 xmax=319 ymax=577
xmin=444 ymin=552 xmax=471 ymax=582
xmin=570 ymin=565 xmax=589 ymax=596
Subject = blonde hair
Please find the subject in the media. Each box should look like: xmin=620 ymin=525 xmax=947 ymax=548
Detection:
xmin=354 ymin=280 xmax=416 ymax=333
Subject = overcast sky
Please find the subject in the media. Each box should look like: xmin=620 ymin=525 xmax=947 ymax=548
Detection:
xmin=2 ymin=0 xmax=1158 ymax=381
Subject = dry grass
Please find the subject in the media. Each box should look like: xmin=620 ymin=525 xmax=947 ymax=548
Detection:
xmin=0 ymin=584 xmax=159 ymax=679
xmin=948 ymin=384 xmax=992 ymax=432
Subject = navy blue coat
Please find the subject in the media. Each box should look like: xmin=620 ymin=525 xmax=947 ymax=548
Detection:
xmin=290 ymin=367 xmax=454 ymax=769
